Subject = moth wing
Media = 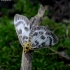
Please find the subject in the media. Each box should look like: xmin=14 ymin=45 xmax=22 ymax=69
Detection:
xmin=45 ymin=30 xmax=58 ymax=46
xmin=31 ymin=26 xmax=58 ymax=49
xmin=14 ymin=14 xmax=30 ymax=47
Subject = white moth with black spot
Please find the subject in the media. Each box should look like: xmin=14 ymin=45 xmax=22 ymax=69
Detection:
xmin=14 ymin=14 xmax=58 ymax=53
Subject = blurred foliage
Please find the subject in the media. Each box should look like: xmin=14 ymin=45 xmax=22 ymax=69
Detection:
xmin=0 ymin=0 xmax=70 ymax=70
xmin=0 ymin=18 xmax=22 ymax=70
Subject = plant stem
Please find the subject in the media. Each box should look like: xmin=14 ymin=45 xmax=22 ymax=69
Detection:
xmin=20 ymin=50 xmax=33 ymax=70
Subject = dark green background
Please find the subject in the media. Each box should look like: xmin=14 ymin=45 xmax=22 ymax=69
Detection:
xmin=0 ymin=0 xmax=70 ymax=70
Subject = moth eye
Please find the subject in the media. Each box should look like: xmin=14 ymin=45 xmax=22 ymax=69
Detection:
xmin=26 ymin=47 xmax=29 ymax=49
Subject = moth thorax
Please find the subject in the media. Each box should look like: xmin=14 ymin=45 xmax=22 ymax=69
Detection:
xmin=23 ymin=42 xmax=32 ymax=53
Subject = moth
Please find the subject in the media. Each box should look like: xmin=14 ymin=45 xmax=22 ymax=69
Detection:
xmin=14 ymin=14 xmax=58 ymax=53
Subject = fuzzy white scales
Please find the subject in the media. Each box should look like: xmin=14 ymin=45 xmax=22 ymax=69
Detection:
xmin=14 ymin=14 xmax=58 ymax=53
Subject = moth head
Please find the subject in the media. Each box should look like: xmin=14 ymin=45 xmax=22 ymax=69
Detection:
xmin=23 ymin=42 xmax=32 ymax=53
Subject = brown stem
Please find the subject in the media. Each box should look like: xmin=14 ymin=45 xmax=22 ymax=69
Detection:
xmin=47 ymin=47 xmax=70 ymax=60
xmin=20 ymin=50 xmax=33 ymax=70
xmin=20 ymin=4 xmax=46 ymax=70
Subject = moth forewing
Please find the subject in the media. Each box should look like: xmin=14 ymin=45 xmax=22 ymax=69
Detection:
xmin=14 ymin=14 xmax=31 ymax=47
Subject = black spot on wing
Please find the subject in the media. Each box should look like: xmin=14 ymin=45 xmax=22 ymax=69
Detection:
xmin=42 ymin=42 xmax=45 ymax=46
xmin=39 ymin=31 xmax=43 ymax=34
xmin=33 ymin=32 xmax=38 ymax=36
xmin=24 ymin=27 xmax=29 ymax=31
xmin=40 ymin=35 xmax=45 ymax=40
xmin=33 ymin=27 xmax=36 ymax=31
xmin=17 ymin=29 xmax=22 ymax=34
xmin=32 ymin=43 xmax=36 ymax=47
xmin=45 ymin=31 xmax=58 ymax=43
xmin=35 ymin=40 xmax=39 ymax=46
xmin=15 ymin=21 xmax=24 ymax=27
xmin=37 ymin=27 xmax=41 ymax=30
xmin=23 ymin=36 xmax=28 ymax=40
xmin=48 ymin=37 xmax=52 ymax=47
xmin=21 ymin=15 xmax=30 ymax=25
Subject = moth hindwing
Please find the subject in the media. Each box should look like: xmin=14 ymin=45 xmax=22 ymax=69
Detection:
xmin=30 ymin=26 xmax=58 ymax=48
